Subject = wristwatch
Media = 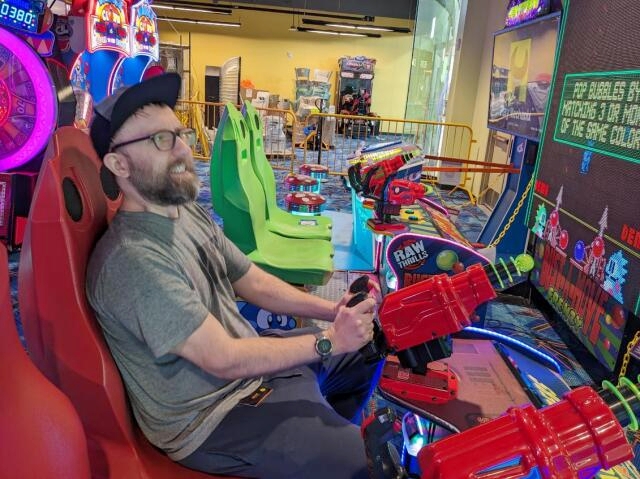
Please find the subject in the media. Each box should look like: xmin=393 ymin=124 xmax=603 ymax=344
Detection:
xmin=314 ymin=332 xmax=333 ymax=361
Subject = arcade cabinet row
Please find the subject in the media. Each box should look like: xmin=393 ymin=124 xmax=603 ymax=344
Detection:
xmin=0 ymin=0 xmax=162 ymax=248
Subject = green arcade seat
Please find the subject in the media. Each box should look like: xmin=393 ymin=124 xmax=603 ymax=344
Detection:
xmin=211 ymin=103 xmax=334 ymax=285
xmin=241 ymin=100 xmax=332 ymax=241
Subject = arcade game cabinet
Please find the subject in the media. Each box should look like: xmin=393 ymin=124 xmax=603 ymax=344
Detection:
xmin=0 ymin=0 xmax=72 ymax=248
xmin=479 ymin=11 xmax=561 ymax=257
xmin=336 ymin=56 xmax=378 ymax=137
xmin=67 ymin=0 xmax=159 ymax=104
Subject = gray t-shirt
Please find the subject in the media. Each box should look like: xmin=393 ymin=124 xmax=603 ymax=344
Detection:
xmin=86 ymin=202 xmax=261 ymax=461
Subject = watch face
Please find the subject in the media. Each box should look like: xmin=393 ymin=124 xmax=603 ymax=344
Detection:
xmin=316 ymin=337 xmax=332 ymax=356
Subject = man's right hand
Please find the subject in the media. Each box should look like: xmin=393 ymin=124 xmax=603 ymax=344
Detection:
xmin=327 ymin=297 xmax=377 ymax=355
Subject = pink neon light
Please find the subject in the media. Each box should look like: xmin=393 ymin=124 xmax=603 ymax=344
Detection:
xmin=0 ymin=28 xmax=57 ymax=171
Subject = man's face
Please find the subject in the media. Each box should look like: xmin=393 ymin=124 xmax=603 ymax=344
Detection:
xmin=112 ymin=104 xmax=200 ymax=206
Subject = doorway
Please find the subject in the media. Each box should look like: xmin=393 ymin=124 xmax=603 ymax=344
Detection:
xmin=205 ymin=66 xmax=221 ymax=128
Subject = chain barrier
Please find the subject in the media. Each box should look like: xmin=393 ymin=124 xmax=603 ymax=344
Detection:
xmin=487 ymin=177 xmax=535 ymax=248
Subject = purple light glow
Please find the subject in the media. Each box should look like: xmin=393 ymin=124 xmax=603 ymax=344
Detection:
xmin=0 ymin=28 xmax=57 ymax=171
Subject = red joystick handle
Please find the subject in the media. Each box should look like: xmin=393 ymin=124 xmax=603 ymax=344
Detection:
xmin=419 ymin=386 xmax=633 ymax=479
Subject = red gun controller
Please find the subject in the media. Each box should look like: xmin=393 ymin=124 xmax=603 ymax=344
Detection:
xmin=356 ymin=256 xmax=532 ymax=406
xmin=419 ymin=381 xmax=640 ymax=479
xmin=367 ymin=179 xmax=427 ymax=235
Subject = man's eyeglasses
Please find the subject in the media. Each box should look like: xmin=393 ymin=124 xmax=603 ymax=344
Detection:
xmin=109 ymin=128 xmax=197 ymax=153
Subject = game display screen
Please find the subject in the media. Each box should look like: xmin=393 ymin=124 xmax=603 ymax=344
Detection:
xmin=528 ymin=0 xmax=640 ymax=370
xmin=487 ymin=13 xmax=560 ymax=141
xmin=0 ymin=0 xmax=39 ymax=33
xmin=505 ymin=0 xmax=551 ymax=27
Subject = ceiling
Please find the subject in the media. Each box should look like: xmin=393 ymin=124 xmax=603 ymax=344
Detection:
xmin=184 ymin=1 xmax=418 ymax=20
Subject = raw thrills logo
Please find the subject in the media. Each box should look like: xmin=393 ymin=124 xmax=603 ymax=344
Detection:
xmin=392 ymin=239 xmax=428 ymax=271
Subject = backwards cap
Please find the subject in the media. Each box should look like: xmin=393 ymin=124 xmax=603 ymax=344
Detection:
xmin=89 ymin=72 xmax=181 ymax=159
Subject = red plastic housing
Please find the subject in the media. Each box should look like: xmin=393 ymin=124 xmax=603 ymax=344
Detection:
xmin=419 ymin=386 xmax=632 ymax=479
xmin=379 ymin=264 xmax=496 ymax=351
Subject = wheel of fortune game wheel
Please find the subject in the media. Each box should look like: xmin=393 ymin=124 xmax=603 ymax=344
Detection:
xmin=0 ymin=27 xmax=57 ymax=171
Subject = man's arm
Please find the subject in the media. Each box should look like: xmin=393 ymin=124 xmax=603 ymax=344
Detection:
xmin=232 ymin=264 xmax=340 ymax=321
xmin=171 ymin=296 xmax=376 ymax=380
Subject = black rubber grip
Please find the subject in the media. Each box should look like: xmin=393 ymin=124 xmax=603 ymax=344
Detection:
xmin=349 ymin=275 xmax=371 ymax=295
xmin=346 ymin=291 xmax=369 ymax=308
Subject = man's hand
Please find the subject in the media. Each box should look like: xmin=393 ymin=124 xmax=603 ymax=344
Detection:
xmin=327 ymin=296 xmax=377 ymax=355
xmin=334 ymin=275 xmax=382 ymax=317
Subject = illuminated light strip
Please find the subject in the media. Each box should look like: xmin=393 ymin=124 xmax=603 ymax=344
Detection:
xmin=0 ymin=28 xmax=57 ymax=170
xmin=465 ymin=326 xmax=562 ymax=374
xmin=618 ymin=377 xmax=640 ymax=428
xmin=510 ymin=256 xmax=522 ymax=276
xmin=533 ymin=193 xmax=640 ymax=261
xmin=635 ymin=292 xmax=640 ymax=316
xmin=499 ymin=258 xmax=513 ymax=284
xmin=489 ymin=261 xmax=504 ymax=290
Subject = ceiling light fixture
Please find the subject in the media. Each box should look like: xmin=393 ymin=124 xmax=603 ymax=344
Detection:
xmin=153 ymin=4 xmax=232 ymax=15
xmin=326 ymin=23 xmax=394 ymax=32
xmin=302 ymin=18 xmax=410 ymax=34
xmin=296 ymin=27 xmax=378 ymax=38
xmin=157 ymin=17 xmax=241 ymax=27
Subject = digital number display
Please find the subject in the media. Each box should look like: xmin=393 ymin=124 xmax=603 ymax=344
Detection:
xmin=0 ymin=0 xmax=38 ymax=34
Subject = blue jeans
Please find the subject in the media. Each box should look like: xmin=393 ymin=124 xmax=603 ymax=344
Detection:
xmin=179 ymin=332 xmax=381 ymax=479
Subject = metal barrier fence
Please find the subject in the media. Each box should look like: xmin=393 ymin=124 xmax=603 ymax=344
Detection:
xmin=176 ymin=99 xmax=297 ymax=172
xmin=175 ymin=101 xmax=477 ymax=198
xmin=299 ymin=112 xmax=474 ymax=177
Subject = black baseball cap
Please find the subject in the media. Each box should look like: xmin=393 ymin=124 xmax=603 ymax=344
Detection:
xmin=90 ymin=72 xmax=182 ymax=159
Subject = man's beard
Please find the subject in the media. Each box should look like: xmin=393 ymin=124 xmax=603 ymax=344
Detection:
xmin=128 ymin=156 xmax=200 ymax=206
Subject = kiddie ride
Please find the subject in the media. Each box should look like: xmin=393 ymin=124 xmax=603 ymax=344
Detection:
xmin=350 ymin=263 xmax=640 ymax=479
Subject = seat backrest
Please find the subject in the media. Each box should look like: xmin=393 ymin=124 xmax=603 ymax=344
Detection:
xmin=0 ymin=244 xmax=91 ymax=479
xmin=18 ymin=126 xmax=136 ymax=450
xmin=19 ymin=126 xmax=218 ymax=479
xmin=211 ymin=103 xmax=270 ymax=254
xmin=242 ymin=101 xmax=279 ymax=218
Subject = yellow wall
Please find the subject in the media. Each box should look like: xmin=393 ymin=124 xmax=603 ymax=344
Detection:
xmin=158 ymin=10 xmax=413 ymax=118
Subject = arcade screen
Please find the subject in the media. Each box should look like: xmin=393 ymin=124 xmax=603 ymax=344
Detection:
xmin=487 ymin=12 xmax=560 ymax=141
xmin=528 ymin=0 xmax=640 ymax=371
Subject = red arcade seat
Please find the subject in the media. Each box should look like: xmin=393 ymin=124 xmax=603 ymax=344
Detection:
xmin=0 ymin=244 xmax=91 ymax=479
xmin=18 ymin=127 xmax=228 ymax=479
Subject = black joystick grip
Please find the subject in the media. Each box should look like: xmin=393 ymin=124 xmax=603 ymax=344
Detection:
xmin=349 ymin=275 xmax=371 ymax=295
xmin=344 ymin=288 xmax=386 ymax=363
xmin=346 ymin=291 xmax=369 ymax=308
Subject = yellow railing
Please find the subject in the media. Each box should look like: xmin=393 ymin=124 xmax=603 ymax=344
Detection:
xmin=298 ymin=113 xmax=475 ymax=201
xmin=175 ymin=101 xmax=479 ymax=201
xmin=299 ymin=113 xmax=474 ymax=178
xmin=176 ymin=99 xmax=297 ymax=172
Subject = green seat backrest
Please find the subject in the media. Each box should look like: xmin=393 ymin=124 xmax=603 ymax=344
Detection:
xmin=210 ymin=103 xmax=263 ymax=253
xmin=242 ymin=101 xmax=280 ymax=218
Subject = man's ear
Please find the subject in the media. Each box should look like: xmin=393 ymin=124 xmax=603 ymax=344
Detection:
xmin=103 ymin=151 xmax=130 ymax=178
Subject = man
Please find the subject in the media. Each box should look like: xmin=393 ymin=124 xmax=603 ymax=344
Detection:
xmin=86 ymin=72 xmax=379 ymax=479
